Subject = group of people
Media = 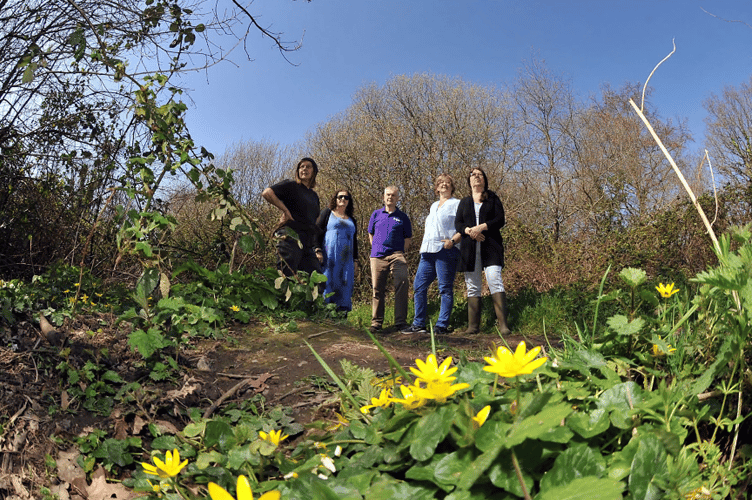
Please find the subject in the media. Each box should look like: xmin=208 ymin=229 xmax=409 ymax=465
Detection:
xmin=261 ymin=157 xmax=511 ymax=336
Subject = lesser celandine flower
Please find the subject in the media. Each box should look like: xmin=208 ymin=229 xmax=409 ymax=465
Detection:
xmin=656 ymin=282 xmax=679 ymax=298
xmin=208 ymin=475 xmax=280 ymax=500
xmin=230 ymin=305 xmax=240 ymax=312
xmin=473 ymin=405 xmax=491 ymax=428
xmin=389 ymin=384 xmax=427 ymax=410
xmin=652 ymin=343 xmax=677 ymax=356
xmin=410 ymin=380 xmax=470 ymax=404
xmin=483 ymin=342 xmax=548 ymax=378
xmin=410 ymin=354 xmax=458 ymax=385
xmin=360 ymin=388 xmax=392 ymax=414
xmin=141 ymin=449 xmax=188 ymax=478
xmin=258 ymin=429 xmax=288 ymax=446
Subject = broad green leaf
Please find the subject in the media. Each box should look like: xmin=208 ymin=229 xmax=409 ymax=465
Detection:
xmin=434 ymin=450 xmax=475 ymax=488
xmin=536 ymin=476 xmax=624 ymax=500
xmin=457 ymin=442 xmax=503 ymax=490
xmin=364 ymin=476 xmax=437 ymax=500
xmin=567 ymin=410 xmax=611 ymax=438
xmin=629 ymin=434 xmax=668 ymax=500
xmin=150 ymin=435 xmax=179 ymax=450
xmin=204 ymin=420 xmax=236 ymax=452
xmin=592 ymin=381 xmax=643 ymax=429
xmin=538 ymin=443 xmax=606 ymax=492
xmin=507 ymin=402 xmax=573 ymax=447
xmin=195 ymin=450 xmax=224 ymax=469
xmin=475 ymin=419 xmax=511 ymax=453
xmin=409 ymin=406 xmax=454 ymax=461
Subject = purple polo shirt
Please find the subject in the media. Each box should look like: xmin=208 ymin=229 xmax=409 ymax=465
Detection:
xmin=368 ymin=206 xmax=412 ymax=258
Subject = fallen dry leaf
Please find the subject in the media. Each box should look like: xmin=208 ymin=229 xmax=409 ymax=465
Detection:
xmin=87 ymin=467 xmax=136 ymax=500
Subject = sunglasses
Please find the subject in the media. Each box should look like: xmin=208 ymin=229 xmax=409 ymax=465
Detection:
xmin=337 ymin=195 xmax=351 ymax=200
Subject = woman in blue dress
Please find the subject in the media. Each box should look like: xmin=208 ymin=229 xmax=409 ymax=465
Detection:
xmin=315 ymin=190 xmax=359 ymax=312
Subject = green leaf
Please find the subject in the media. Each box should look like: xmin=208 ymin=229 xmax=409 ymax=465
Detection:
xmin=607 ymin=314 xmax=645 ymax=337
xmin=433 ymin=450 xmax=475 ymax=488
xmin=409 ymin=406 xmax=455 ymax=461
xmin=536 ymin=476 xmax=624 ymax=500
xmin=195 ymin=450 xmax=224 ymax=469
xmin=629 ymin=434 xmax=668 ymax=500
xmin=538 ymin=443 xmax=606 ymax=493
xmin=567 ymin=410 xmax=611 ymax=438
xmin=127 ymin=328 xmax=167 ymax=359
xmin=594 ymin=381 xmax=643 ymax=429
xmin=619 ymin=267 xmax=646 ymax=287
xmin=204 ymin=420 xmax=236 ymax=452
xmin=506 ymin=402 xmax=573 ymax=447
xmin=150 ymin=435 xmax=179 ymax=450
xmin=136 ymin=267 xmax=161 ymax=298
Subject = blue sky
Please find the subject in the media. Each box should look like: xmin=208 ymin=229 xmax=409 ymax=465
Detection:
xmin=182 ymin=0 xmax=752 ymax=157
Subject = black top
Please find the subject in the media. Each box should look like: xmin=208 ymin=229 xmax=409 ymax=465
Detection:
xmin=315 ymin=208 xmax=359 ymax=263
xmin=270 ymin=179 xmax=320 ymax=239
xmin=455 ymin=190 xmax=505 ymax=272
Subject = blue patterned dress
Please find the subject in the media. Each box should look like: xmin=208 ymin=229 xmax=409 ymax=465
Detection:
xmin=322 ymin=215 xmax=356 ymax=311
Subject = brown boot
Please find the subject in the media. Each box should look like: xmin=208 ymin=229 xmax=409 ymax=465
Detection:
xmin=491 ymin=292 xmax=511 ymax=336
xmin=464 ymin=296 xmax=481 ymax=334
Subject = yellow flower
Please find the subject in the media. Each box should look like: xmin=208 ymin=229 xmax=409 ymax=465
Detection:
xmin=389 ymin=385 xmax=427 ymax=410
xmin=141 ymin=449 xmax=188 ymax=478
xmin=483 ymin=342 xmax=548 ymax=378
xmin=410 ymin=380 xmax=470 ymax=404
xmin=147 ymin=480 xmax=161 ymax=492
xmin=208 ymin=475 xmax=280 ymax=500
xmin=230 ymin=305 xmax=240 ymax=312
xmin=656 ymin=282 xmax=679 ymax=298
xmin=652 ymin=344 xmax=677 ymax=356
xmin=258 ymin=429 xmax=288 ymax=446
xmin=410 ymin=354 xmax=458 ymax=385
xmin=360 ymin=388 xmax=392 ymax=414
xmin=473 ymin=405 xmax=491 ymax=428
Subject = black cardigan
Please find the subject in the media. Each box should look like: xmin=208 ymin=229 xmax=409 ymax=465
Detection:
xmin=454 ymin=190 xmax=505 ymax=272
xmin=315 ymin=208 xmax=359 ymax=263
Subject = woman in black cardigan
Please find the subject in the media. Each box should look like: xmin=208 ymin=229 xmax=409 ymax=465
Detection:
xmin=454 ymin=167 xmax=510 ymax=335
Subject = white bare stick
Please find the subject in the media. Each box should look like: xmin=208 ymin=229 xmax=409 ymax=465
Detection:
xmin=629 ymin=99 xmax=720 ymax=254
xmin=641 ymin=39 xmax=676 ymax=112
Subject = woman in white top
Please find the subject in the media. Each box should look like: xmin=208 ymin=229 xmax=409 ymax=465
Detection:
xmin=402 ymin=174 xmax=461 ymax=335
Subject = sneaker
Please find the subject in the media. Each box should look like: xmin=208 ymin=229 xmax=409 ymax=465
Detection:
xmin=401 ymin=324 xmax=427 ymax=334
xmin=433 ymin=326 xmax=450 ymax=335
xmin=368 ymin=325 xmax=382 ymax=334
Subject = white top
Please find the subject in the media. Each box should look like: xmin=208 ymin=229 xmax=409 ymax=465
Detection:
xmin=419 ymin=197 xmax=460 ymax=253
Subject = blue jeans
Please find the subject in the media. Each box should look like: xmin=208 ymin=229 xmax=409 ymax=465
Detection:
xmin=412 ymin=247 xmax=460 ymax=329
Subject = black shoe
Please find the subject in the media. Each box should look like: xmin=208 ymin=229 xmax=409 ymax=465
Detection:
xmin=433 ymin=326 xmax=450 ymax=335
xmin=369 ymin=325 xmax=382 ymax=334
xmin=401 ymin=324 xmax=427 ymax=334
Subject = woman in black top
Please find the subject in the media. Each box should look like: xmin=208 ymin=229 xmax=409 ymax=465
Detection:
xmin=454 ymin=167 xmax=510 ymax=335
xmin=262 ymin=157 xmax=322 ymax=277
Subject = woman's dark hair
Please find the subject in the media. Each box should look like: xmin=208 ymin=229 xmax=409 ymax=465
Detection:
xmin=467 ymin=167 xmax=489 ymax=200
xmin=328 ymin=189 xmax=355 ymax=218
xmin=295 ymin=157 xmax=319 ymax=188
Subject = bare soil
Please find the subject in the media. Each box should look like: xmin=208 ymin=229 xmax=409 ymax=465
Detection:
xmin=0 ymin=315 xmax=539 ymax=499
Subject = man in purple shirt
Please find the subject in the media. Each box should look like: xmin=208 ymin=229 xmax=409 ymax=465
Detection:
xmin=368 ymin=186 xmax=412 ymax=333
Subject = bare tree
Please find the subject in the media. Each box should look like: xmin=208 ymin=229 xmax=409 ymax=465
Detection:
xmin=512 ymin=59 xmax=581 ymax=242
xmin=704 ymin=77 xmax=752 ymax=195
